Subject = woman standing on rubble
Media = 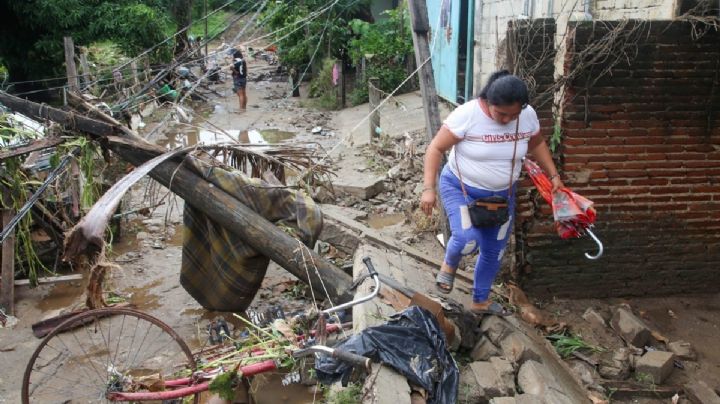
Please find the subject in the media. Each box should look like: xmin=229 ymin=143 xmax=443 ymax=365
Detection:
xmin=420 ymin=70 xmax=563 ymax=316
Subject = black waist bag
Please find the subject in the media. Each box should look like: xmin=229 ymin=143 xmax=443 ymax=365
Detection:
xmin=468 ymin=196 xmax=509 ymax=227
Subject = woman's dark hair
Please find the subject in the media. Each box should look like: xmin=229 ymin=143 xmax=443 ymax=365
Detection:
xmin=478 ymin=70 xmax=529 ymax=107
xmin=233 ymin=49 xmax=243 ymax=58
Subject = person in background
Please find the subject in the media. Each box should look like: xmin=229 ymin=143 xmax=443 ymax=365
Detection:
xmin=230 ymin=48 xmax=247 ymax=111
xmin=420 ymin=70 xmax=564 ymax=316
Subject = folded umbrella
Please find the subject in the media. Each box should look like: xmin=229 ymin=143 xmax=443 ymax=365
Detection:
xmin=523 ymin=158 xmax=603 ymax=259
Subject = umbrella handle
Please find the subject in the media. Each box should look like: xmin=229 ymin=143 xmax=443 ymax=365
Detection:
xmin=584 ymin=227 xmax=604 ymax=260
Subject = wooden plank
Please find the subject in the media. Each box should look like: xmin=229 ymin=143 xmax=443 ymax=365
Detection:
xmin=1 ymin=209 xmax=15 ymax=315
xmin=14 ymin=274 xmax=83 ymax=286
xmin=64 ymin=37 xmax=80 ymax=92
xmin=0 ymin=137 xmax=64 ymax=161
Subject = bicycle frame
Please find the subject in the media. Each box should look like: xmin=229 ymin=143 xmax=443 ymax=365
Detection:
xmin=105 ymin=256 xmax=380 ymax=402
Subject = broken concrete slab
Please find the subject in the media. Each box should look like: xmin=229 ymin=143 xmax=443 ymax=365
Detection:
xmin=459 ymin=365 xmax=484 ymax=403
xmin=685 ymin=380 xmax=720 ymax=404
xmin=333 ymin=175 xmax=384 ymax=200
xmin=518 ymin=360 xmax=555 ymax=396
xmin=514 ymin=394 xmax=546 ymax=404
xmin=471 ymin=335 xmax=502 ymax=361
xmin=318 ymin=219 xmax=361 ymax=255
xmin=635 ymin=350 xmax=675 ymax=384
xmin=582 ymin=307 xmax=607 ymax=328
xmin=353 ymin=245 xmax=412 ymax=404
xmin=610 ymin=306 xmax=652 ymax=347
xmin=668 ymin=340 xmax=697 ymax=361
xmin=363 ymin=364 xmax=412 ymax=404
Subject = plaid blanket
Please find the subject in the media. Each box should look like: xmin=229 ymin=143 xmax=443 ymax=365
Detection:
xmin=180 ymin=156 xmax=322 ymax=311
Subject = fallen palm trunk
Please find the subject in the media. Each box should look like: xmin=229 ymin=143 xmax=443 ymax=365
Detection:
xmin=0 ymin=91 xmax=354 ymax=305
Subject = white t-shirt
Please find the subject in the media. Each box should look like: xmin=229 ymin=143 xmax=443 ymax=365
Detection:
xmin=445 ymin=99 xmax=541 ymax=191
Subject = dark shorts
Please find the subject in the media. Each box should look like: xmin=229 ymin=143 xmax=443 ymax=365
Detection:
xmin=233 ymin=76 xmax=247 ymax=92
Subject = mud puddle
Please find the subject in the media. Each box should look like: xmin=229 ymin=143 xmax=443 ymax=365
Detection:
xmin=161 ymin=128 xmax=296 ymax=149
xmin=367 ymin=212 xmax=405 ymax=229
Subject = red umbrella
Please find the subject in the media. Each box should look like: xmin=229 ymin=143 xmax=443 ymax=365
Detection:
xmin=523 ymin=158 xmax=603 ymax=259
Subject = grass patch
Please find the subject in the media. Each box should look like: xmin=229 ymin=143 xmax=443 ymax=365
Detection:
xmin=546 ymin=332 xmax=604 ymax=359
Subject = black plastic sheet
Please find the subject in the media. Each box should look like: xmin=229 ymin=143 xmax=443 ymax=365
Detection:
xmin=315 ymin=306 xmax=459 ymax=403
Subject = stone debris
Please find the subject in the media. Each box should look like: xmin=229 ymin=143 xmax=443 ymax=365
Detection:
xmin=610 ymin=306 xmax=652 ymax=348
xmin=480 ymin=316 xmax=513 ymax=345
xmin=635 ymin=350 xmax=675 ymax=384
xmin=471 ymin=335 xmax=502 ymax=361
xmin=599 ymin=348 xmax=631 ymax=380
xmin=668 ymin=340 xmax=697 ymax=361
xmin=499 ymin=332 xmax=542 ymax=364
xmin=685 ymin=380 xmax=720 ymax=404
xmin=582 ymin=307 xmax=607 ymax=328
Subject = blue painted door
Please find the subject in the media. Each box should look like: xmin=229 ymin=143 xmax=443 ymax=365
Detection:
xmin=426 ymin=0 xmax=460 ymax=103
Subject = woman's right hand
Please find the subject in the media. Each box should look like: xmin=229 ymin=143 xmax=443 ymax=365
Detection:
xmin=420 ymin=189 xmax=436 ymax=216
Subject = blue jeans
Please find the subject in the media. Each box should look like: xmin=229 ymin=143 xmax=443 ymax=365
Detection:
xmin=438 ymin=165 xmax=515 ymax=303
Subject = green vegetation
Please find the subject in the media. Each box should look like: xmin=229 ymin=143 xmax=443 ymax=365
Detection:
xmin=309 ymin=58 xmax=342 ymax=110
xmin=347 ymin=7 xmax=415 ymax=104
xmin=546 ymin=332 xmax=604 ymax=358
xmin=322 ymin=382 xmax=363 ymax=404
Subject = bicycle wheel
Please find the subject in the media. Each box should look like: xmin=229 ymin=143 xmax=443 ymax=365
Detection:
xmin=22 ymin=307 xmax=199 ymax=403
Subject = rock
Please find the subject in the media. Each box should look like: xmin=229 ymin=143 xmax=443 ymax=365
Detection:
xmin=599 ymin=348 xmax=631 ymax=380
xmin=388 ymin=164 xmax=402 ymax=179
xmin=471 ymin=336 xmax=502 ymax=361
xmin=459 ymin=366 xmax=484 ymax=403
xmin=489 ymin=357 xmax=516 ymax=391
xmin=333 ymin=176 xmax=385 ymax=200
xmin=569 ymin=360 xmax=597 ymax=386
xmin=582 ymin=308 xmax=607 ymax=328
xmin=147 ymin=225 xmax=161 ymax=233
xmin=468 ymin=360 xmax=515 ymax=399
xmin=668 ymin=340 xmax=697 ymax=361
xmin=635 ymin=350 xmax=675 ymax=384
xmin=480 ymin=316 xmax=513 ymax=345
xmin=610 ymin=306 xmax=652 ymax=347
xmin=518 ymin=360 xmax=554 ymax=396
xmin=685 ymin=380 xmax=720 ymax=404
xmin=142 ymin=217 xmax=164 ymax=226
xmin=499 ymin=332 xmax=542 ymax=364
xmin=136 ymin=231 xmax=150 ymax=241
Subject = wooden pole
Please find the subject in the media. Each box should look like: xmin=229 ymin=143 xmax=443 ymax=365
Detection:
xmin=63 ymin=37 xmax=80 ymax=93
xmin=130 ymin=61 xmax=140 ymax=87
xmin=368 ymin=78 xmax=381 ymax=140
xmin=79 ymin=51 xmax=92 ymax=91
xmin=1 ymin=208 xmax=15 ymax=315
xmin=0 ymin=91 xmax=354 ymax=304
xmin=407 ymin=0 xmax=450 ymax=243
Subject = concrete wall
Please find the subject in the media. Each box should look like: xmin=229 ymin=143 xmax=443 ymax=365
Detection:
xmin=515 ymin=20 xmax=720 ymax=297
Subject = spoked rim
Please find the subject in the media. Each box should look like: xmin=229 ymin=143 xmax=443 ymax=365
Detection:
xmin=22 ymin=307 xmax=198 ymax=403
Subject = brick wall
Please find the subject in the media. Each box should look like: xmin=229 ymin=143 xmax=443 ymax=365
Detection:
xmin=517 ymin=20 xmax=720 ymax=297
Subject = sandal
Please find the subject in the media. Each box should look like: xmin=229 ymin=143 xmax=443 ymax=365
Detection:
xmin=471 ymin=302 xmax=513 ymax=317
xmin=435 ymin=270 xmax=456 ymax=294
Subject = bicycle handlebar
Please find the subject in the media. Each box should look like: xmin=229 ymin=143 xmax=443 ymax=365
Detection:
xmin=321 ymin=256 xmax=380 ymax=315
xmin=292 ymin=345 xmax=371 ymax=373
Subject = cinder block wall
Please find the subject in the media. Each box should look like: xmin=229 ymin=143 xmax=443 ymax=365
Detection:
xmin=516 ymin=20 xmax=720 ymax=297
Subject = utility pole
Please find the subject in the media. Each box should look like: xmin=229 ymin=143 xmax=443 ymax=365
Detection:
xmin=407 ymin=0 xmax=450 ymax=244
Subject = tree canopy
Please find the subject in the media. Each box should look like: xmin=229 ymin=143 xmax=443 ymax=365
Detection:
xmin=0 ymin=0 xmax=190 ymax=84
